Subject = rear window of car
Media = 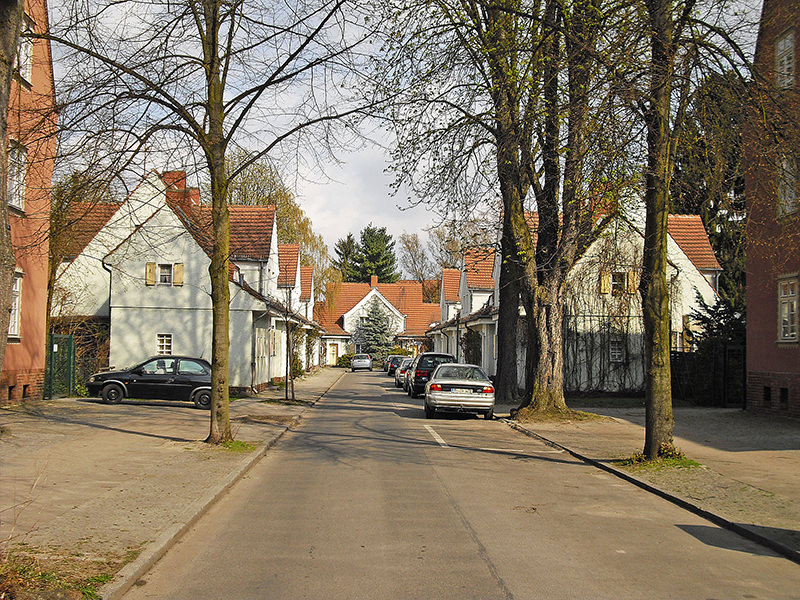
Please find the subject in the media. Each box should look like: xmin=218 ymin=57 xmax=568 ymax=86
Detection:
xmin=419 ymin=355 xmax=454 ymax=369
xmin=354 ymin=354 xmax=370 ymax=360
xmin=435 ymin=366 xmax=487 ymax=381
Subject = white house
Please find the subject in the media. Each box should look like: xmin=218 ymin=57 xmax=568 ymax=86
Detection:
xmin=55 ymin=170 xmax=317 ymax=392
xmin=428 ymin=212 xmax=720 ymax=393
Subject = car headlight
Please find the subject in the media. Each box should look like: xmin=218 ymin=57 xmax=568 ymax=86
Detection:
xmin=89 ymin=376 xmax=95 ymax=383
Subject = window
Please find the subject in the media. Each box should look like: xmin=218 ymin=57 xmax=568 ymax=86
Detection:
xmin=8 ymin=140 xmax=26 ymax=210
xmin=8 ymin=274 xmax=21 ymax=338
xmin=178 ymin=359 xmax=208 ymax=375
xmin=777 ymin=156 xmax=798 ymax=216
xmin=142 ymin=357 xmax=176 ymax=374
xmin=763 ymin=386 xmax=772 ymax=408
xmin=780 ymin=387 xmax=789 ymax=410
xmin=776 ymin=28 xmax=795 ymax=89
xmin=156 ymin=333 xmax=173 ymax=355
xmin=609 ymin=339 xmax=625 ymax=363
xmin=778 ymin=276 xmax=798 ymax=342
xmin=158 ymin=264 xmax=173 ymax=285
xmin=14 ymin=18 xmax=33 ymax=83
xmin=600 ymin=271 xmax=636 ymax=295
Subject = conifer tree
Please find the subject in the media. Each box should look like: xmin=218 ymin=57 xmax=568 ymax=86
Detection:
xmin=352 ymin=297 xmax=394 ymax=358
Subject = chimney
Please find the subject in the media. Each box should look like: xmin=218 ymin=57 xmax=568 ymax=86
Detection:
xmin=161 ymin=170 xmax=187 ymax=190
xmin=370 ymin=275 xmax=378 ymax=287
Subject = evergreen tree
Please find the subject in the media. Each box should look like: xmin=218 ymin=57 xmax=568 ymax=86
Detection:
xmin=353 ymin=224 xmax=399 ymax=283
xmin=351 ymin=297 xmax=395 ymax=358
xmin=333 ymin=233 xmax=361 ymax=282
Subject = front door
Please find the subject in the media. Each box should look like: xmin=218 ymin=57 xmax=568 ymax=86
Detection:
xmin=131 ymin=357 xmax=177 ymax=399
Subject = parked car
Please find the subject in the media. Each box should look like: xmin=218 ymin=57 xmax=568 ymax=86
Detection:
xmin=394 ymin=357 xmax=413 ymax=388
xmin=387 ymin=355 xmax=405 ymax=376
xmin=351 ymin=354 xmax=373 ymax=371
xmin=382 ymin=354 xmax=402 ymax=371
xmin=424 ymin=363 xmax=495 ymax=419
xmin=406 ymin=352 xmax=456 ymax=398
xmin=87 ymin=356 xmax=212 ymax=409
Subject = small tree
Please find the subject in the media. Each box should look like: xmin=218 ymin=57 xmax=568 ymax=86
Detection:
xmin=351 ymin=297 xmax=394 ymax=359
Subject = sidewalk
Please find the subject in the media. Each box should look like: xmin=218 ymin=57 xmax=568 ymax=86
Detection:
xmin=496 ymin=402 xmax=800 ymax=564
xmin=0 ymin=367 xmax=345 ymax=600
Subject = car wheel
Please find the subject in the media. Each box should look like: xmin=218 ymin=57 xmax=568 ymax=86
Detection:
xmin=194 ymin=390 xmax=212 ymax=410
xmin=424 ymin=401 xmax=435 ymax=419
xmin=101 ymin=383 xmax=123 ymax=404
xmin=394 ymin=379 xmax=400 ymax=388
xmin=484 ymin=408 xmax=494 ymax=420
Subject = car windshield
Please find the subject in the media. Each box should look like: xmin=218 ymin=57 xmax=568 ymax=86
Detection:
xmin=390 ymin=357 xmax=403 ymax=365
xmin=419 ymin=355 xmax=454 ymax=369
xmin=435 ymin=365 xmax=488 ymax=381
xmin=400 ymin=359 xmax=412 ymax=367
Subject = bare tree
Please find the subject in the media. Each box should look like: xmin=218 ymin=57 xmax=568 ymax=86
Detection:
xmin=47 ymin=0 xmax=374 ymax=443
xmin=398 ymin=232 xmax=438 ymax=300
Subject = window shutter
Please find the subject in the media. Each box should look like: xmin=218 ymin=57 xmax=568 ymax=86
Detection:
xmin=145 ymin=262 xmax=156 ymax=286
xmin=627 ymin=270 xmax=638 ymax=294
xmin=599 ymin=272 xmax=611 ymax=294
xmin=173 ymin=263 xmax=184 ymax=286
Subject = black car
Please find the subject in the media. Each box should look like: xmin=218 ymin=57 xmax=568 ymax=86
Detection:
xmin=406 ymin=352 xmax=455 ymax=398
xmin=387 ymin=355 xmax=405 ymax=376
xmin=87 ymin=356 xmax=212 ymax=409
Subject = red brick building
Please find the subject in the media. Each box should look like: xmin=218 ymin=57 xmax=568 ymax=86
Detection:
xmin=1 ymin=0 xmax=57 ymax=402
xmin=745 ymin=0 xmax=800 ymax=416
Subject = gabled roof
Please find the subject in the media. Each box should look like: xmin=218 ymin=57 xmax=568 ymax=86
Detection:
xmin=463 ymin=248 xmax=496 ymax=290
xmin=62 ymin=202 xmax=123 ymax=259
xmin=441 ymin=268 xmax=461 ymax=303
xmin=300 ymin=266 xmax=314 ymax=301
xmin=166 ymin=197 xmax=276 ymax=262
xmin=315 ymin=279 xmax=440 ymax=338
xmin=667 ymin=215 xmax=722 ymax=271
xmin=278 ymin=244 xmax=300 ymax=287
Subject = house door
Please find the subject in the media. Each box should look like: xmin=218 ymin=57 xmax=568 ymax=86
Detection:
xmin=255 ymin=328 xmax=269 ymax=387
xmin=328 ymin=343 xmax=338 ymax=365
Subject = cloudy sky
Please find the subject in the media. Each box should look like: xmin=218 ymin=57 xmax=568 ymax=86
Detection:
xmin=294 ymin=144 xmax=434 ymax=258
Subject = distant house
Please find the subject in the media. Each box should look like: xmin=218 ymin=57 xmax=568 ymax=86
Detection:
xmin=314 ymin=275 xmax=440 ymax=364
xmin=744 ymin=0 xmax=800 ymax=417
xmin=429 ymin=212 xmax=720 ymax=392
xmin=2 ymin=0 xmax=58 ymax=403
xmin=55 ymin=170 xmax=318 ymax=392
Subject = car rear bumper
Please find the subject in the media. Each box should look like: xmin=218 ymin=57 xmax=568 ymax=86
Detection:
xmin=427 ymin=391 xmax=494 ymax=413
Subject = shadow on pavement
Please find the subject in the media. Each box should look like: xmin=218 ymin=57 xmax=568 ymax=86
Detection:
xmin=676 ymin=523 xmax=800 ymax=558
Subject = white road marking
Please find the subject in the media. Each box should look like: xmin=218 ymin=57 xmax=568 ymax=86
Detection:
xmin=424 ymin=424 xmax=449 ymax=447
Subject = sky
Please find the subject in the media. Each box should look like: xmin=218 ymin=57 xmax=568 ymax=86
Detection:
xmin=294 ymin=144 xmax=435 ymax=259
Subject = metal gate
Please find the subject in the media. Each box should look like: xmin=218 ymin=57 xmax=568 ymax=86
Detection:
xmin=46 ymin=334 xmax=75 ymax=399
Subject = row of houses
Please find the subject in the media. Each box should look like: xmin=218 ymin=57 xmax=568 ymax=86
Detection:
xmin=1 ymin=0 xmax=798 ymax=419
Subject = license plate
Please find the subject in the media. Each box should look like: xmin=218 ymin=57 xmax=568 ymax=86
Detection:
xmin=452 ymin=387 xmax=472 ymax=393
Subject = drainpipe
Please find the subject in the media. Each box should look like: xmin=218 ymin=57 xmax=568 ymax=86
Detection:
xmin=455 ymin=310 xmax=461 ymax=362
xmin=101 ymin=255 xmax=114 ymax=368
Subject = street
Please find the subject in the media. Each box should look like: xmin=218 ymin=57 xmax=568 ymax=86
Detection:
xmin=123 ymin=372 xmax=800 ymax=599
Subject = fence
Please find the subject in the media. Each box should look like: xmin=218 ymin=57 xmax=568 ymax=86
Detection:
xmin=45 ymin=334 xmax=75 ymax=399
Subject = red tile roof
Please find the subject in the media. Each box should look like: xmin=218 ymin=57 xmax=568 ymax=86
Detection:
xmin=667 ymin=215 xmax=721 ymax=271
xmin=315 ymin=279 xmax=440 ymax=337
xmin=278 ymin=244 xmax=300 ymax=287
xmin=62 ymin=202 xmax=123 ymax=258
xmin=463 ymin=248 xmax=495 ymax=290
xmin=299 ymin=265 xmax=314 ymax=301
xmin=441 ymin=268 xmax=461 ymax=302
xmin=166 ymin=200 xmax=276 ymax=262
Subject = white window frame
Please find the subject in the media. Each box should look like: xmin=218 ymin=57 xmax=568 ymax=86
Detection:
xmin=8 ymin=273 xmax=21 ymax=338
xmin=8 ymin=140 xmax=26 ymax=211
xmin=14 ymin=18 xmax=33 ymax=84
xmin=156 ymin=333 xmax=173 ymax=355
xmin=776 ymin=28 xmax=795 ymax=90
xmin=778 ymin=155 xmax=798 ymax=216
xmin=609 ymin=338 xmax=625 ymax=363
xmin=157 ymin=263 xmax=173 ymax=286
xmin=778 ymin=276 xmax=798 ymax=342
xmin=610 ymin=272 xmax=627 ymax=296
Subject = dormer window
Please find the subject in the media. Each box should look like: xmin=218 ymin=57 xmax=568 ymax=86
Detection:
xmin=776 ymin=28 xmax=795 ymax=89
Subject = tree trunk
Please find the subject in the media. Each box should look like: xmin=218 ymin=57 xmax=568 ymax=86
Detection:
xmin=640 ymin=0 xmax=675 ymax=458
xmin=204 ymin=0 xmax=232 ymax=443
xmin=0 ymin=1 xmax=23 ymax=376
xmin=494 ymin=210 xmax=520 ymax=405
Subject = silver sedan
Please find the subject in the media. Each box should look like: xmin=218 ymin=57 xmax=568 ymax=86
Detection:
xmin=423 ymin=363 xmax=495 ymax=420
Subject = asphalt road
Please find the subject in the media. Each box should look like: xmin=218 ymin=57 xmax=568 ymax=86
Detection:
xmin=123 ymin=371 xmax=800 ymax=599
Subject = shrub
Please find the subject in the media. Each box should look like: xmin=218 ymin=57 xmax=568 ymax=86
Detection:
xmin=337 ymin=353 xmax=353 ymax=368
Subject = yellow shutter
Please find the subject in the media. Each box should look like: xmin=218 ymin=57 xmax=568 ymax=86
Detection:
xmin=145 ymin=262 xmax=156 ymax=286
xmin=173 ymin=263 xmax=184 ymax=286
xmin=627 ymin=270 xmax=638 ymax=294
xmin=599 ymin=271 xmax=610 ymax=294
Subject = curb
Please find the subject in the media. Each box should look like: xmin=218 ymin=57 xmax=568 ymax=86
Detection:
xmin=502 ymin=418 xmax=800 ymax=567
xmin=100 ymin=370 xmax=344 ymax=600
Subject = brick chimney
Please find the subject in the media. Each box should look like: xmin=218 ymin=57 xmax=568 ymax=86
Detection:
xmin=161 ymin=170 xmax=186 ymax=189
xmin=370 ymin=275 xmax=378 ymax=287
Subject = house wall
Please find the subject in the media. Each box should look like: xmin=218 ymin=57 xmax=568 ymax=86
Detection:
xmin=745 ymin=0 xmax=800 ymax=417
xmin=2 ymin=0 xmax=57 ymax=403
